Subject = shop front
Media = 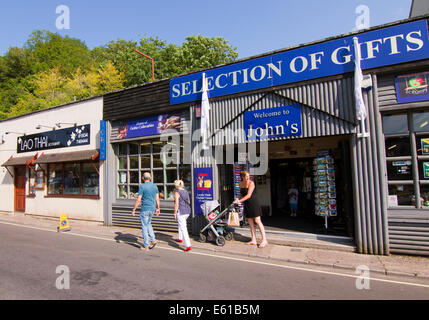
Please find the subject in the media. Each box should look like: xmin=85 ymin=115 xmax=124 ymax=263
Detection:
xmin=169 ymin=16 xmax=429 ymax=255
xmin=103 ymin=81 xmax=192 ymax=232
xmin=0 ymin=97 xmax=105 ymax=222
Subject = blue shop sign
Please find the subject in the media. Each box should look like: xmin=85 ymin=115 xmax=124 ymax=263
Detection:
xmin=170 ymin=19 xmax=429 ymax=105
xmin=244 ymin=105 xmax=302 ymax=141
xmin=99 ymin=120 xmax=107 ymax=160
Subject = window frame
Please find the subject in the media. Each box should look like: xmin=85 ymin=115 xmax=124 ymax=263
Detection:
xmin=115 ymin=137 xmax=190 ymax=201
xmin=383 ymin=110 xmax=429 ymax=209
xmin=46 ymin=161 xmax=100 ymax=199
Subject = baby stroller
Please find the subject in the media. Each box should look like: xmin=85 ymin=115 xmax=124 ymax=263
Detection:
xmin=199 ymin=200 xmax=237 ymax=246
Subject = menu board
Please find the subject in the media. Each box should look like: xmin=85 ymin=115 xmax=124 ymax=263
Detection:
xmin=313 ymin=150 xmax=337 ymax=217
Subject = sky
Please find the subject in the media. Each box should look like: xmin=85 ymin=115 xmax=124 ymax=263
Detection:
xmin=0 ymin=0 xmax=413 ymax=59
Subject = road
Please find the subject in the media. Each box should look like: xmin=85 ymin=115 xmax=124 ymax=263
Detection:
xmin=0 ymin=221 xmax=428 ymax=302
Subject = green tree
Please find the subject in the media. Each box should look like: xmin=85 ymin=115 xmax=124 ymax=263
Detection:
xmin=178 ymin=35 xmax=238 ymax=73
xmin=25 ymin=30 xmax=92 ymax=76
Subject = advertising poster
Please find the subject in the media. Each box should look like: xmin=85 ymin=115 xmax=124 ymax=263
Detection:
xmin=194 ymin=167 xmax=214 ymax=215
xmin=395 ymin=71 xmax=429 ymax=103
xmin=424 ymin=162 xmax=429 ymax=179
xmin=421 ymin=138 xmax=429 ymax=155
xmin=117 ymin=114 xmax=181 ymax=140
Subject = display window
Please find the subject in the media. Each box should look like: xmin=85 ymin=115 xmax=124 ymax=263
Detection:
xmin=47 ymin=161 xmax=99 ymax=197
xmin=116 ymin=138 xmax=191 ymax=200
xmin=383 ymin=110 xmax=429 ymax=208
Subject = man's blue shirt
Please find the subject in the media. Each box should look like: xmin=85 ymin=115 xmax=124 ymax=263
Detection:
xmin=138 ymin=182 xmax=159 ymax=212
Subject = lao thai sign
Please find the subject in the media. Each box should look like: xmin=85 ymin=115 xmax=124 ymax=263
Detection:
xmin=17 ymin=125 xmax=90 ymax=154
xmin=170 ymin=19 xmax=429 ymax=104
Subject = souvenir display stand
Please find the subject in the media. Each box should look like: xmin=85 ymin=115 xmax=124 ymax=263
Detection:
xmin=313 ymin=150 xmax=337 ymax=234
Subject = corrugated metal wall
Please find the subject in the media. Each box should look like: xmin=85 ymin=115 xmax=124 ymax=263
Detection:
xmin=192 ymin=75 xmax=390 ymax=255
xmin=208 ymin=79 xmax=357 ymax=145
xmin=377 ymin=73 xmax=429 ymax=256
xmin=351 ymin=75 xmax=389 ymax=255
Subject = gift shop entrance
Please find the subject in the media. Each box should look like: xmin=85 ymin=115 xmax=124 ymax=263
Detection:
xmin=262 ymin=137 xmax=355 ymax=237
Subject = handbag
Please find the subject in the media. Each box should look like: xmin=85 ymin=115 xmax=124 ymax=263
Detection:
xmin=228 ymin=209 xmax=240 ymax=227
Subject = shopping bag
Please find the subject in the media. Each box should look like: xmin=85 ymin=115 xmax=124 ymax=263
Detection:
xmin=228 ymin=210 xmax=240 ymax=227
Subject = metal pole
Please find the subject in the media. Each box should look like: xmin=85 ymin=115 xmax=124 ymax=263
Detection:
xmin=134 ymin=49 xmax=155 ymax=82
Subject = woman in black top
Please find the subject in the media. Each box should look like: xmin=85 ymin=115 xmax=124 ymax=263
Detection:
xmin=234 ymin=171 xmax=268 ymax=248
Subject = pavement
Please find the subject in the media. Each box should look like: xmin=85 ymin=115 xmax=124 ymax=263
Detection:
xmin=1 ymin=211 xmax=429 ymax=280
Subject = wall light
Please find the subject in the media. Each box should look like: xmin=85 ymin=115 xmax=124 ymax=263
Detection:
xmin=56 ymin=122 xmax=77 ymax=128
xmin=36 ymin=125 xmax=55 ymax=130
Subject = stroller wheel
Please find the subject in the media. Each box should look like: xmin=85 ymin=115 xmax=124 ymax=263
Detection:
xmin=216 ymin=236 xmax=226 ymax=247
xmin=225 ymin=231 xmax=234 ymax=241
xmin=198 ymin=233 xmax=207 ymax=243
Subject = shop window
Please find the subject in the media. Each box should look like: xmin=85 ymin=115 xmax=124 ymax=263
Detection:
xmin=420 ymin=184 xmax=429 ymax=207
xmin=388 ymin=184 xmax=414 ymax=206
xmin=47 ymin=162 xmax=99 ymax=197
xmin=28 ymin=167 xmax=36 ymax=196
xmin=413 ymin=112 xmax=429 ymax=133
xmin=115 ymin=138 xmax=186 ymax=201
xmin=129 ymin=143 xmax=139 ymax=155
xmin=82 ymin=163 xmax=99 ymax=195
xmin=141 ymin=155 xmax=150 ymax=169
xmin=64 ymin=163 xmax=80 ymax=195
xmin=383 ymin=111 xmax=429 ymax=209
xmin=382 ymin=114 xmax=408 ymax=135
xmin=48 ymin=164 xmax=63 ymax=195
xmin=385 ymin=137 xmax=411 ymax=157
xmin=387 ymin=160 xmax=413 ymax=180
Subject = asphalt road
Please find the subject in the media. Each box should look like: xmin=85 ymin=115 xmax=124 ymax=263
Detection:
xmin=0 ymin=222 xmax=428 ymax=302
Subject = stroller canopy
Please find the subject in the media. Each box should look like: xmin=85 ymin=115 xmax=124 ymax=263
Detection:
xmin=200 ymin=200 xmax=220 ymax=217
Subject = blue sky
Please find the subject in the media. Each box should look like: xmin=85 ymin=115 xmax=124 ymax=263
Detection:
xmin=0 ymin=0 xmax=412 ymax=59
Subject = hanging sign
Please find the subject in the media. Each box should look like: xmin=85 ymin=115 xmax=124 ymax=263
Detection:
xmin=244 ymin=104 xmax=302 ymax=141
xmin=194 ymin=167 xmax=214 ymax=215
xmin=170 ymin=19 xmax=429 ymax=104
xmin=17 ymin=125 xmax=90 ymax=154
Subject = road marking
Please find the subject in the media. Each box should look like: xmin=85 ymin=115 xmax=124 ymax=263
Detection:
xmin=1 ymin=220 xmax=429 ymax=289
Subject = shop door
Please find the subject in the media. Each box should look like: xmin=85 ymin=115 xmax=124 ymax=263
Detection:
xmin=14 ymin=166 xmax=26 ymax=212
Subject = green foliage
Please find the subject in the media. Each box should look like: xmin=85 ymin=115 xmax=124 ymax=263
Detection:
xmin=0 ymin=30 xmax=238 ymax=119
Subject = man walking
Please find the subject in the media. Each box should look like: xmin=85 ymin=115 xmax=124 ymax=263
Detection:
xmin=132 ymin=172 xmax=160 ymax=250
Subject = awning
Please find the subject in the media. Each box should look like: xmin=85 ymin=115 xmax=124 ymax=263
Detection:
xmin=35 ymin=149 xmax=99 ymax=164
xmin=1 ymin=153 xmax=38 ymax=167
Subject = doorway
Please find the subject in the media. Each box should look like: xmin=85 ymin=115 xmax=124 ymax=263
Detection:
xmin=265 ymin=158 xmax=320 ymax=233
xmin=14 ymin=166 xmax=26 ymax=212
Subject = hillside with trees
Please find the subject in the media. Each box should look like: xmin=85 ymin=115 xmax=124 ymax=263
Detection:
xmin=0 ymin=30 xmax=238 ymax=119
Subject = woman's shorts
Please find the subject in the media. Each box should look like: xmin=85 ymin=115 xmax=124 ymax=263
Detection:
xmin=290 ymin=203 xmax=298 ymax=210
